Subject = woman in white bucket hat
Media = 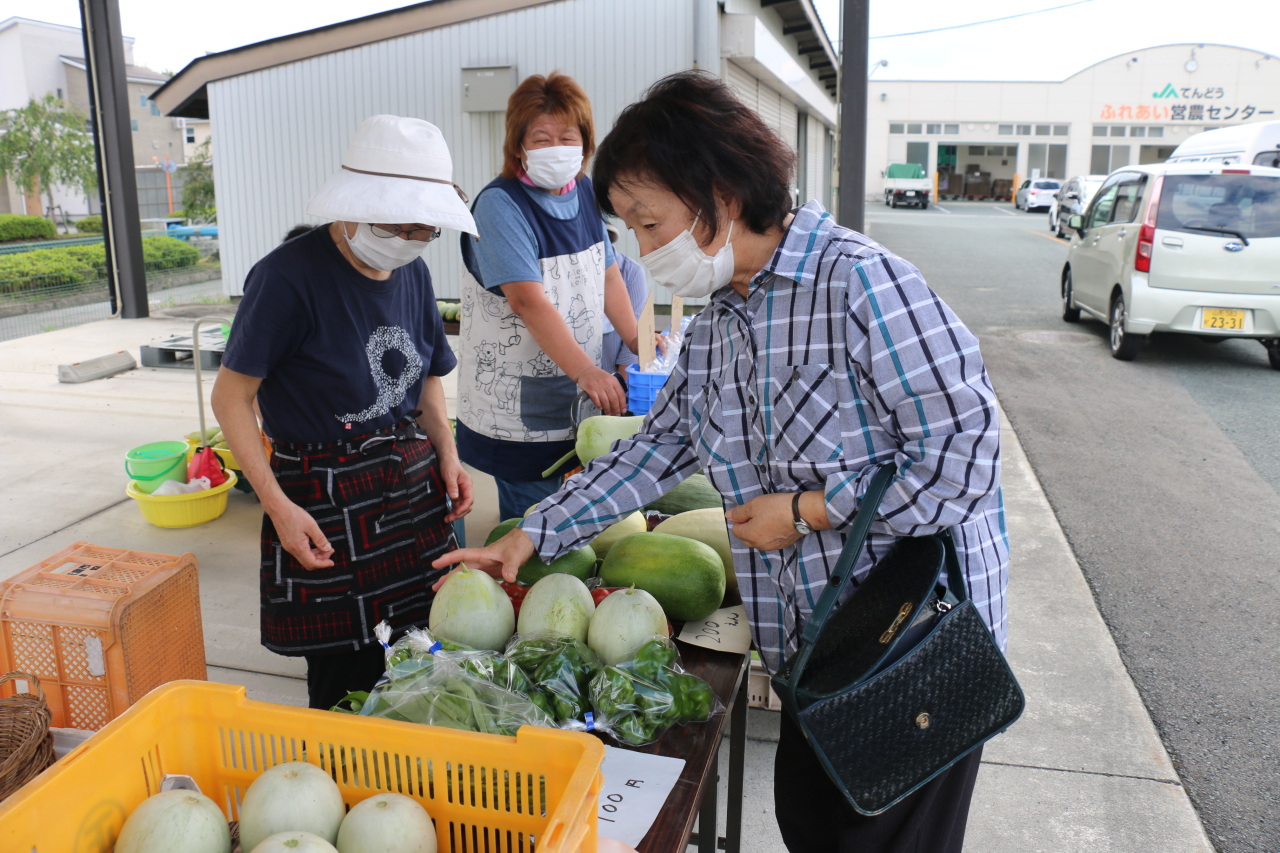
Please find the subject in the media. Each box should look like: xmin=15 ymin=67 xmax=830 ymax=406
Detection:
xmin=212 ymin=115 xmax=476 ymax=710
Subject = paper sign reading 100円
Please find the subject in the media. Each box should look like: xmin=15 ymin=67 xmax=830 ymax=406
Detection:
xmin=676 ymin=605 xmax=751 ymax=654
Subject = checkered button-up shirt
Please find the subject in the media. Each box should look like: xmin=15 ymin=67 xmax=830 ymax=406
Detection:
xmin=522 ymin=202 xmax=1009 ymax=673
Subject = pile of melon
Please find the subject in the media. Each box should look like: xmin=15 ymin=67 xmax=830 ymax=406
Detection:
xmin=427 ymin=562 xmax=667 ymax=667
xmin=425 ymin=509 xmax=730 ymax=661
xmin=115 ymin=762 xmax=436 ymax=853
xmin=427 ymin=413 xmax=738 ymax=658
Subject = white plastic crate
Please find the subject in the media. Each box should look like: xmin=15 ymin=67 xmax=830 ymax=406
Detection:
xmin=747 ymin=659 xmax=783 ymax=711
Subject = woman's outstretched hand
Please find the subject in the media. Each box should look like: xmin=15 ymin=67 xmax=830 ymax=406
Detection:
xmin=430 ymin=527 xmax=536 ymax=590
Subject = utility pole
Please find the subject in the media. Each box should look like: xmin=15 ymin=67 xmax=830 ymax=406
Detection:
xmin=837 ymin=0 xmax=869 ymax=233
xmin=80 ymin=0 xmax=148 ymax=318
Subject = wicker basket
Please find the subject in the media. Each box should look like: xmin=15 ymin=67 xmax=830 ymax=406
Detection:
xmin=0 ymin=673 xmax=55 ymax=803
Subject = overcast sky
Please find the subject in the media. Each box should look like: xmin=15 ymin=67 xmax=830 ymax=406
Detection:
xmin=2 ymin=0 xmax=1272 ymax=82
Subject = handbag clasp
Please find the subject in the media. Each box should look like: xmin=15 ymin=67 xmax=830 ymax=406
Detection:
xmin=879 ymin=602 xmax=914 ymax=644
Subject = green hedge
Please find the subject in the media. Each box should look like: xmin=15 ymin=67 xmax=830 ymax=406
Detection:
xmin=0 ymin=214 xmax=57 ymax=243
xmin=0 ymin=236 xmax=201 ymax=294
xmin=75 ymin=214 xmax=103 ymax=233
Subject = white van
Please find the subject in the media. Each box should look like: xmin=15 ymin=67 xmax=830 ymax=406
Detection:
xmin=1166 ymin=121 xmax=1280 ymax=168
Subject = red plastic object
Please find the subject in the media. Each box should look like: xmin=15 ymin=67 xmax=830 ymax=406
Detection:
xmin=187 ymin=446 xmax=227 ymax=487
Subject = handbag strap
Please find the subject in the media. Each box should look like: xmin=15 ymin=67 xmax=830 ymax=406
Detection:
xmin=799 ymin=463 xmax=897 ymax=646
xmin=781 ymin=466 xmax=972 ymax=693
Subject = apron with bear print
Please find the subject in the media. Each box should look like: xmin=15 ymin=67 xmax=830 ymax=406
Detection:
xmin=457 ymin=176 xmax=605 ymax=455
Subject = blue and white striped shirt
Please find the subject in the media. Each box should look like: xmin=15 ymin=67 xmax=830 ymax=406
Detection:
xmin=522 ymin=201 xmax=1009 ymax=673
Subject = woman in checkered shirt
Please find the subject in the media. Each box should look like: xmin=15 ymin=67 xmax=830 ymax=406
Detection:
xmin=436 ymin=71 xmax=1008 ymax=853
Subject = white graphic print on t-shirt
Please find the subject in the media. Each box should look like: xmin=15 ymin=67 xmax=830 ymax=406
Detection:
xmin=337 ymin=325 xmax=422 ymax=425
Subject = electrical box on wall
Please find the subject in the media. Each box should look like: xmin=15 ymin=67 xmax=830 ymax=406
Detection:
xmin=461 ymin=66 xmax=516 ymax=112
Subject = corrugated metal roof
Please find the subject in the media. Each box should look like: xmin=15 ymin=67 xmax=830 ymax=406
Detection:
xmin=151 ymin=0 xmax=559 ymax=119
xmin=757 ymin=0 xmax=838 ymax=94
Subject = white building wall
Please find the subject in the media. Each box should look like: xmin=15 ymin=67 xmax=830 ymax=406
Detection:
xmin=210 ymin=0 xmax=699 ymax=300
xmin=0 ymin=18 xmax=135 ymax=109
xmin=864 ymin=44 xmax=1280 ymax=201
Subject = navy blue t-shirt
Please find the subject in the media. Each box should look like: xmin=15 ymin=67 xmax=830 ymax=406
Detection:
xmin=222 ymin=225 xmax=457 ymax=445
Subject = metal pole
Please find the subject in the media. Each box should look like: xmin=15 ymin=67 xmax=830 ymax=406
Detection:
xmin=80 ymin=0 xmax=148 ymax=318
xmin=838 ymin=0 xmax=869 ymax=233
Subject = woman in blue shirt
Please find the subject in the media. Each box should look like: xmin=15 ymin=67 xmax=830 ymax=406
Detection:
xmin=212 ymin=116 xmax=476 ymax=711
xmin=457 ymin=72 xmax=639 ymax=520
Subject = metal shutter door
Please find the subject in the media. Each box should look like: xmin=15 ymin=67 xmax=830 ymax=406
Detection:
xmin=806 ymin=115 xmax=823 ymax=203
xmin=724 ymin=61 xmax=758 ymax=111
xmin=757 ymin=81 xmax=782 ymax=134
xmin=780 ymin=97 xmax=799 ymax=156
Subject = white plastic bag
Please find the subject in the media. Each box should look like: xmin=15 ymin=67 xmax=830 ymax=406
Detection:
xmin=151 ymin=476 xmax=211 ymax=496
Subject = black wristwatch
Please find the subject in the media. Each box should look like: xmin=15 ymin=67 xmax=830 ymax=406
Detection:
xmin=792 ymin=492 xmax=813 ymax=536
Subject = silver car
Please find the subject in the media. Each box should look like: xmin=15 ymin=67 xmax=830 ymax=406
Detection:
xmin=1061 ymin=162 xmax=1280 ymax=367
xmin=1049 ymin=175 xmax=1107 ymax=238
xmin=1016 ymin=179 xmax=1061 ymax=212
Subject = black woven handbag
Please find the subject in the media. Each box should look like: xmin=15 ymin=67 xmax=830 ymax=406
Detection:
xmin=771 ymin=464 xmax=1024 ymax=815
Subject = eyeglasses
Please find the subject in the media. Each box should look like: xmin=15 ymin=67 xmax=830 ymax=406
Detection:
xmin=370 ymin=223 xmax=441 ymax=243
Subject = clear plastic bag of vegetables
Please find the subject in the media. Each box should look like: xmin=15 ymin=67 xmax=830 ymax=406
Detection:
xmin=376 ymin=621 xmax=479 ymax=670
xmin=587 ymin=638 xmax=722 ymax=746
xmin=505 ymin=633 xmax=604 ymax=726
xmin=353 ymin=654 xmax=556 ymax=735
xmin=330 ymin=623 xmax=476 ymax=714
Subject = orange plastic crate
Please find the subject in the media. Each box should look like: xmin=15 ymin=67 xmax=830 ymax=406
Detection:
xmin=0 ymin=681 xmax=604 ymax=853
xmin=0 ymin=542 xmax=206 ymax=729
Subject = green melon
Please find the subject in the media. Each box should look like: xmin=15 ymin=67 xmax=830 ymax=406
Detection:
xmin=598 ymin=532 xmax=726 ymax=621
xmin=645 ymin=473 xmax=723 ymax=516
xmin=485 ymin=518 xmax=596 ymax=585
xmin=590 ymin=511 xmax=647 ymax=559
xmin=653 ymin=508 xmax=736 ymax=592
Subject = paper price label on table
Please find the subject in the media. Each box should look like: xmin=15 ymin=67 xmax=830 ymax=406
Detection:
xmin=676 ymin=605 xmax=751 ymax=655
xmin=598 ymin=745 xmax=686 ymax=847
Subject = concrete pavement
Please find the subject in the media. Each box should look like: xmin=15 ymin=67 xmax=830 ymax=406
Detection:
xmin=0 ymin=316 xmax=1214 ymax=851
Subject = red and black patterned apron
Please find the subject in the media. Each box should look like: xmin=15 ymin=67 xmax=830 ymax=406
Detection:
xmin=260 ymin=411 xmax=456 ymax=655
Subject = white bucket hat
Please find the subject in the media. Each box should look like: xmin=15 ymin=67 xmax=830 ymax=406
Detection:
xmin=307 ymin=115 xmax=477 ymax=236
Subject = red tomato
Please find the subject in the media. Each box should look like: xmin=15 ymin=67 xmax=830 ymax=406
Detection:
xmin=501 ymin=581 xmax=529 ymax=617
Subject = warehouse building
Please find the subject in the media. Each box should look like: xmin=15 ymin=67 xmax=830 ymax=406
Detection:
xmin=866 ymin=43 xmax=1280 ymax=201
xmin=152 ymin=0 xmax=839 ymax=301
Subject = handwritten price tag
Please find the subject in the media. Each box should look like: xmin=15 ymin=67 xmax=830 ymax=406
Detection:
xmin=677 ymin=605 xmax=751 ymax=655
xmin=597 ymin=746 xmax=685 ymax=847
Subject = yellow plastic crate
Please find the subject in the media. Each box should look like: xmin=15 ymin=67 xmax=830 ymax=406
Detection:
xmin=0 ymin=681 xmax=604 ymax=853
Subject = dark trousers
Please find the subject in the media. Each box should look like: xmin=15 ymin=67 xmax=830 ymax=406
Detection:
xmin=774 ymin=709 xmax=984 ymax=853
xmin=305 ymin=644 xmax=388 ymax=711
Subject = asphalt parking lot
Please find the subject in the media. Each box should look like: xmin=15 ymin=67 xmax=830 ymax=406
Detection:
xmin=864 ymin=200 xmax=1280 ymax=853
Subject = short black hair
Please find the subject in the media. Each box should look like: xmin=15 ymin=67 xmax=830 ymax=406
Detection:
xmin=593 ymin=71 xmax=795 ymax=239
xmin=283 ymin=224 xmax=314 ymax=243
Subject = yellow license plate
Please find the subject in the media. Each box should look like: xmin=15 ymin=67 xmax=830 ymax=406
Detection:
xmin=1201 ymin=308 xmax=1246 ymax=330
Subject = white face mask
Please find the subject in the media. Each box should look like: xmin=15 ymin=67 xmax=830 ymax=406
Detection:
xmin=343 ymin=223 xmax=429 ymax=271
xmin=639 ymin=215 xmax=735 ymax=299
xmin=522 ymin=145 xmax=583 ymax=191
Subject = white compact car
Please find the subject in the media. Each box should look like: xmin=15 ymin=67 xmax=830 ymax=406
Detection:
xmin=1016 ymin=179 xmax=1061 ymax=212
xmin=1049 ymin=175 xmax=1107 ymax=238
xmin=1061 ymin=161 xmax=1280 ymax=368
